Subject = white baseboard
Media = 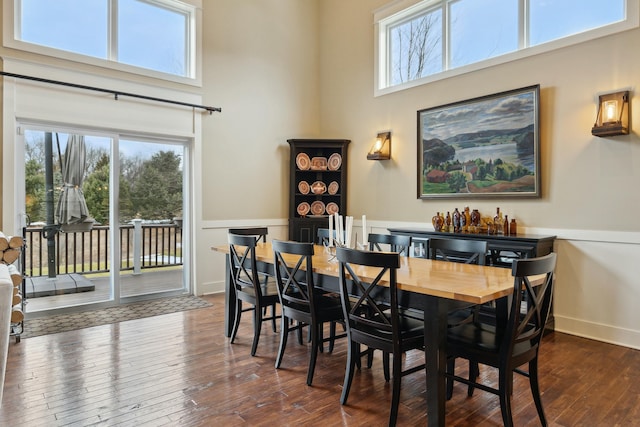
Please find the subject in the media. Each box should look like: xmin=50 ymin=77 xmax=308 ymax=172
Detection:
xmin=554 ymin=315 xmax=640 ymax=351
xmin=197 ymin=280 xmax=225 ymax=296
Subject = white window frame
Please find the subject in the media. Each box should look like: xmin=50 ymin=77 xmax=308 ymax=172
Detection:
xmin=3 ymin=0 xmax=202 ymax=86
xmin=374 ymin=0 xmax=639 ymax=96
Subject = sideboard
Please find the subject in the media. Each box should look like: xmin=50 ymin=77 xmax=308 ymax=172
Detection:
xmin=388 ymin=227 xmax=557 ymax=329
xmin=388 ymin=227 xmax=556 ymax=266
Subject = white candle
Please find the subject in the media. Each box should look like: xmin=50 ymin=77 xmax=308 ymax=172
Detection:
xmin=328 ymin=214 xmax=334 ymax=247
xmin=345 ymin=216 xmax=350 ymax=248
xmin=349 ymin=216 xmax=354 ymax=247
xmin=362 ymin=215 xmax=367 ymax=246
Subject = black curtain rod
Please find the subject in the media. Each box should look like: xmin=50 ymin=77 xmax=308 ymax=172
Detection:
xmin=0 ymin=71 xmax=222 ymax=114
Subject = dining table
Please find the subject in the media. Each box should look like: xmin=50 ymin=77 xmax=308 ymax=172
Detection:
xmin=212 ymin=241 xmax=522 ymax=427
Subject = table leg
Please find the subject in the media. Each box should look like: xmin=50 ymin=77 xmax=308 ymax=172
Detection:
xmin=425 ymin=295 xmax=449 ymax=427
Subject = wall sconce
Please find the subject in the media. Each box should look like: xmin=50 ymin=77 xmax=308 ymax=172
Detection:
xmin=367 ymin=131 xmax=391 ymax=160
xmin=592 ymin=90 xmax=630 ymax=137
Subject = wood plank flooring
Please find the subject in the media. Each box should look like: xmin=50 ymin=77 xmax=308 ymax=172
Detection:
xmin=1 ymin=293 xmax=639 ymax=426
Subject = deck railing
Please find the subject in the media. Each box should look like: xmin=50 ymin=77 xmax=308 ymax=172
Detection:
xmin=23 ymin=222 xmax=183 ymax=278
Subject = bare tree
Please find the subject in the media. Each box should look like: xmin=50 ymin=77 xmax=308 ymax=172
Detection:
xmin=392 ymin=12 xmax=441 ymax=83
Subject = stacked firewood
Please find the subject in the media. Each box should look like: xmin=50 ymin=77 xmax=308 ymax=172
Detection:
xmin=0 ymin=232 xmax=24 ymax=323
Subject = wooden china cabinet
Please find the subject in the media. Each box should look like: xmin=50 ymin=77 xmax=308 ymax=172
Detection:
xmin=287 ymin=139 xmax=350 ymax=242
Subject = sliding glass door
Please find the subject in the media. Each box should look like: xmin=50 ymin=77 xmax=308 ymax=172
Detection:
xmin=21 ymin=125 xmax=189 ymax=313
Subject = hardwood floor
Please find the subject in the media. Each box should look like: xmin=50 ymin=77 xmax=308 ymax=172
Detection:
xmin=1 ymin=293 xmax=639 ymax=426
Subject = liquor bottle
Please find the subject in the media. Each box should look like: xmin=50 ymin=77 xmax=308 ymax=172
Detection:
xmin=452 ymin=208 xmax=461 ymax=233
xmin=509 ymin=218 xmax=517 ymax=235
xmin=432 ymin=212 xmax=439 ymax=228
xmin=432 ymin=212 xmax=444 ymax=232
xmin=503 ymin=215 xmax=509 ymax=236
xmin=470 ymin=209 xmax=480 ymax=233
xmin=445 ymin=211 xmax=452 ymax=232
xmin=494 ymin=207 xmax=503 ymax=235
xmin=463 ymin=206 xmax=471 ymax=232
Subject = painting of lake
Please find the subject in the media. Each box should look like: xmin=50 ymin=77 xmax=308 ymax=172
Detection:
xmin=417 ymin=85 xmax=540 ymax=199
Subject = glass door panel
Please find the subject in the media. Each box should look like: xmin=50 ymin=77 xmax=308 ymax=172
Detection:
xmin=117 ymin=139 xmax=185 ymax=298
xmin=23 ymin=129 xmax=113 ymax=312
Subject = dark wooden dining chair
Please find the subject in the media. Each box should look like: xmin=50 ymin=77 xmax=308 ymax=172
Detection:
xmin=316 ymin=227 xmax=336 ymax=245
xmin=228 ymin=227 xmax=268 ymax=243
xmin=428 ymin=237 xmax=487 ymax=265
xmin=228 ymin=232 xmax=280 ymax=356
xmin=367 ymin=233 xmax=412 ymax=256
xmin=272 ymin=240 xmax=346 ymax=385
xmin=445 ymin=252 xmax=557 ymax=427
xmin=428 ymin=237 xmax=490 ymax=323
xmin=336 ymin=247 xmax=425 ymax=427
xmin=228 ymin=227 xmax=276 ymax=330
xmin=427 ymin=238 xmax=490 ymax=397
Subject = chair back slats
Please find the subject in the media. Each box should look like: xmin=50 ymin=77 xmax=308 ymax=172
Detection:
xmin=367 ymin=233 xmax=412 ymax=256
xmin=428 ymin=238 xmax=487 ymax=265
xmin=337 ymin=247 xmax=400 ymax=338
xmin=504 ymin=253 xmax=557 ymax=359
xmin=317 ymin=228 xmax=336 ymax=245
xmin=228 ymin=233 xmax=262 ymax=295
xmin=272 ymin=240 xmax=315 ymax=315
xmin=228 ymin=227 xmax=268 ymax=242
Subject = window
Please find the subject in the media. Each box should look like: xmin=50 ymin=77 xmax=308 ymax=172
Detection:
xmin=375 ymin=0 xmax=636 ymax=95
xmin=9 ymin=0 xmax=197 ymax=81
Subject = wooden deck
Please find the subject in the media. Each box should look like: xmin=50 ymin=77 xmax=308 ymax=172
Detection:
xmin=24 ymin=268 xmax=185 ymax=313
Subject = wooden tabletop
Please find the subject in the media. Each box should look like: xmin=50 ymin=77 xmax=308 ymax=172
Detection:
xmin=212 ymin=242 xmax=516 ymax=304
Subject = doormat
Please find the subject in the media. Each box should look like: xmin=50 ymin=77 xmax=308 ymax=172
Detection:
xmin=20 ymin=295 xmax=212 ymax=339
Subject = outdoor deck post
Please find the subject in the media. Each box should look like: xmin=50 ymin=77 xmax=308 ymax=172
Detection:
xmin=132 ymin=219 xmax=142 ymax=275
xmin=44 ymin=132 xmax=57 ymax=279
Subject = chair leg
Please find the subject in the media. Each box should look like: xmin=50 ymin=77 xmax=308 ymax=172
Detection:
xmin=297 ymin=320 xmax=304 ymax=345
xmin=318 ymin=323 xmax=324 ymax=353
xmin=230 ymin=300 xmax=242 ymax=344
xmin=389 ymin=352 xmax=402 ymax=427
xmin=446 ymin=357 xmax=455 ymax=400
xmin=328 ymin=321 xmax=337 ymax=353
xmin=270 ymin=303 xmax=277 ymax=332
xmin=251 ymin=304 xmax=263 ymax=356
xmin=367 ymin=348 xmax=374 ymax=369
xmin=307 ymin=323 xmax=321 ymax=386
xmin=341 ymin=341 xmax=358 ymax=405
xmin=275 ymin=315 xmax=290 ymax=369
xmin=383 ymin=352 xmax=391 ymax=382
xmin=468 ymin=361 xmax=479 ymax=397
xmin=498 ymin=366 xmax=515 ymax=427
xmin=529 ymin=359 xmax=548 ymax=426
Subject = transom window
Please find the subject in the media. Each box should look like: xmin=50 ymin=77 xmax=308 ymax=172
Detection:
xmin=8 ymin=0 xmax=197 ymax=81
xmin=376 ymin=0 xmax=636 ymax=95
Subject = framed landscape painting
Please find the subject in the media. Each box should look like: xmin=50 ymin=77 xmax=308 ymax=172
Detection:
xmin=417 ymin=85 xmax=540 ymax=199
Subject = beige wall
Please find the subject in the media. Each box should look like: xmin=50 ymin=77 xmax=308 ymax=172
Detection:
xmin=200 ymin=0 xmax=321 ymax=221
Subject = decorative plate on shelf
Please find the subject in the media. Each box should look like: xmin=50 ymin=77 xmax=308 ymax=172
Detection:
xmin=328 ymin=153 xmax=342 ymax=170
xmin=328 ymin=181 xmax=339 ymax=195
xmin=297 ymin=202 xmax=310 ymax=216
xmin=311 ymin=181 xmax=327 ymax=194
xmin=310 ymin=157 xmax=328 ymax=170
xmin=326 ymin=202 xmax=339 ymax=215
xmin=310 ymin=201 xmax=325 ymax=216
xmin=296 ymin=153 xmax=310 ymax=170
xmin=298 ymin=180 xmax=310 ymax=194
